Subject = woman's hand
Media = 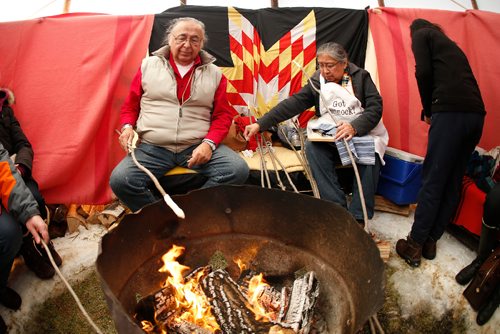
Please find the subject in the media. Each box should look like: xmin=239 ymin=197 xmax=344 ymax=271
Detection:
xmin=244 ymin=123 xmax=260 ymax=141
xmin=25 ymin=215 xmax=49 ymax=244
xmin=334 ymin=121 xmax=356 ymax=141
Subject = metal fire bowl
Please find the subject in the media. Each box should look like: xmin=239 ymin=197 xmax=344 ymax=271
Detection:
xmin=96 ymin=185 xmax=385 ymax=333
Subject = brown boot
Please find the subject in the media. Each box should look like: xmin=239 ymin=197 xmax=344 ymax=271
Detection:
xmin=20 ymin=237 xmax=55 ymax=279
xmin=396 ymin=235 xmax=423 ymax=267
xmin=422 ymin=237 xmax=437 ymax=260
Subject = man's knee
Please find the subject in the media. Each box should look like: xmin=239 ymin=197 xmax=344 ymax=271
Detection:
xmin=231 ymin=158 xmax=250 ymax=184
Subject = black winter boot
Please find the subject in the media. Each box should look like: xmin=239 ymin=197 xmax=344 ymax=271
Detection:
xmin=396 ymin=235 xmax=423 ymax=267
xmin=422 ymin=237 xmax=437 ymax=260
xmin=0 ymin=314 xmax=6 ymax=334
xmin=456 ymin=220 xmax=498 ymax=285
xmin=0 ymin=287 xmax=22 ymax=310
xmin=477 ymin=284 xmax=500 ymax=326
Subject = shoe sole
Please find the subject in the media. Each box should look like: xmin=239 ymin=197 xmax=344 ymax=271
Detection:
xmin=396 ymin=249 xmax=421 ymax=267
xmin=422 ymin=253 xmax=436 ymax=260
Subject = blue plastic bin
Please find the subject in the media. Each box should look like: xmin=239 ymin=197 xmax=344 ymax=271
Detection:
xmin=377 ymin=153 xmax=423 ymax=205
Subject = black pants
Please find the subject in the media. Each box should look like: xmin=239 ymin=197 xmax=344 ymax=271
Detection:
xmin=410 ymin=112 xmax=484 ymax=244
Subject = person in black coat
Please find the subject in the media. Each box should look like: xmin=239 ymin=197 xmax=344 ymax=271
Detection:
xmin=396 ymin=19 xmax=486 ymax=267
xmin=0 ymin=88 xmax=62 ymax=280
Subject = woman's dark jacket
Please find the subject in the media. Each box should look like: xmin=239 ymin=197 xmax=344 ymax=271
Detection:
xmin=411 ymin=27 xmax=486 ymax=120
xmin=0 ymin=105 xmax=34 ymax=173
xmin=256 ymin=63 xmax=383 ymax=137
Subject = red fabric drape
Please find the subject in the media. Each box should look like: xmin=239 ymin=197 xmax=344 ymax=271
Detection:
xmin=0 ymin=13 xmax=154 ymax=204
xmin=369 ymin=8 xmax=500 ymax=157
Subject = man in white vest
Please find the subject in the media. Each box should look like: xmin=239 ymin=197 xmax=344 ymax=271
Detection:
xmin=110 ymin=17 xmax=249 ymax=212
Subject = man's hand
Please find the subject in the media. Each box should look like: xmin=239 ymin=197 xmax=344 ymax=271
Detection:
xmin=424 ymin=116 xmax=431 ymax=125
xmin=244 ymin=123 xmax=260 ymax=141
xmin=118 ymin=127 xmax=136 ymax=151
xmin=187 ymin=142 xmax=213 ymax=168
xmin=25 ymin=215 xmax=49 ymax=244
xmin=334 ymin=121 xmax=356 ymax=141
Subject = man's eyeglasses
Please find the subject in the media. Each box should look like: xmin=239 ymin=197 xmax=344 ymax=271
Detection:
xmin=317 ymin=61 xmax=340 ymax=70
xmin=173 ymin=34 xmax=202 ymax=46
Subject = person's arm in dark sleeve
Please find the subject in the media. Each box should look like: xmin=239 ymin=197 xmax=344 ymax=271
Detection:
xmin=8 ymin=108 xmax=34 ymax=174
xmin=351 ymin=71 xmax=383 ymax=136
xmin=411 ymin=29 xmax=434 ymax=121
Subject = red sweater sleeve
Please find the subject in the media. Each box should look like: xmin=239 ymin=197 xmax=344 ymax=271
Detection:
xmin=206 ymin=76 xmax=238 ymax=145
xmin=120 ymin=68 xmax=143 ymax=126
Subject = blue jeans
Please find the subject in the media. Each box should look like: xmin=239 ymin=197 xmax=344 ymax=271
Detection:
xmin=109 ymin=143 xmax=249 ymax=212
xmin=305 ymin=140 xmax=381 ymax=220
xmin=0 ymin=208 xmax=23 ymax=293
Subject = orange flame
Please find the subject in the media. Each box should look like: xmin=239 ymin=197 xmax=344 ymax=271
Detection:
xmin=157 ymin=245 xmax=219 ymax=332
xmin=234 ymin=258 xmax=247 ymax=273
xmin=141 ymin=320 xmax=155 ymax=332
xmin=247 ymin=272 xmax=274 ymax=321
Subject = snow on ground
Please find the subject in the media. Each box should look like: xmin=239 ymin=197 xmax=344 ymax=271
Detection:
xmin=1 ymin=211 xmax=499 ymax=333
xmin=370 ymin=212 xmax=499 ymax=334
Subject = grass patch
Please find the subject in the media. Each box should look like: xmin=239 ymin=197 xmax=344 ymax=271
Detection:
xmin=23 ymin=269 xmax=116 ymax=334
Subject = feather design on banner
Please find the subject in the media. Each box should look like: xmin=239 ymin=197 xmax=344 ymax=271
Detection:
xmin=221 ymin=7 xmax=317 ymax=118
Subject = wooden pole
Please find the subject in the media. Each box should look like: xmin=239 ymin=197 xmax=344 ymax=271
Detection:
xmin=271 ymin=0 xmax=279 ymax=8
xmin=63 ymin=0 xmax=71 ymax=14
xmin=377 ymin=0 xmax=385 ymax=7
xmin=180 ymin=0 xmax=186 ymax=5
xmin=470 ymin=0 xmax=479 ymax=10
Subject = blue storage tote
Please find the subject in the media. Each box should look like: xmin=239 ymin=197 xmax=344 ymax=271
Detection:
xmin=377 ymin=148 xmax=424 ymax=205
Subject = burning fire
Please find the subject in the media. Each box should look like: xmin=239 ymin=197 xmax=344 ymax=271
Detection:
xmin=247 ymin=273 xmax=274 ymax=321
xmin=144 ymin=244 xmax=220 ymax=332
xmin=234 ymin=258 xmax=274 ymax=322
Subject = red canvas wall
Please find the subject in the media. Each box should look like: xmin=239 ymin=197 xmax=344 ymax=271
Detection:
xmin=0 ymin=13 xmax=153 ymax=203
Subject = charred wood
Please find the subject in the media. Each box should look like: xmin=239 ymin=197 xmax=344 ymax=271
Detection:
xmin=280 ymin=271 xmax=319 ymax=334
xmin=202 ymin=269 xmax=272 ymax=333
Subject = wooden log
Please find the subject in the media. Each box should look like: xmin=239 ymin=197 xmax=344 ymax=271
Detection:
xmin=375 ymin=240 xmax=391 ymax=263
xmin=66 ymin=204 xmax=87 ymax=234
xmin=374 ymin=195 xmax=411 ymax=216
xmin=201 ymin=269 xmax=272 ymax=334
xmin=97 ymin=201 xmax=127 ymax=228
